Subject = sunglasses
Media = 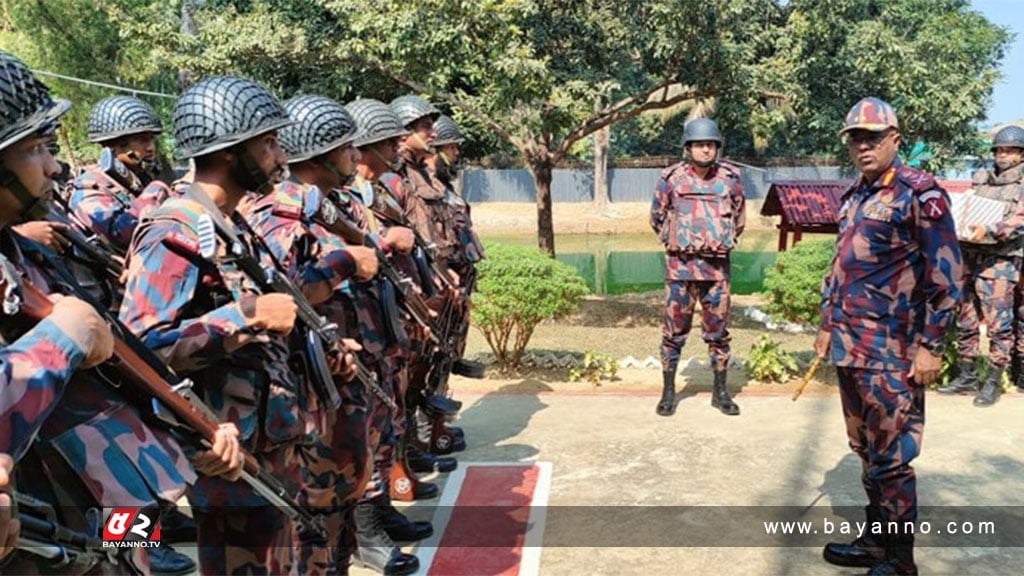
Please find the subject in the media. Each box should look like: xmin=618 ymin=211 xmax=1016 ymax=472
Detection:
xmin=843 ymin=130 xmax=894 ymax=147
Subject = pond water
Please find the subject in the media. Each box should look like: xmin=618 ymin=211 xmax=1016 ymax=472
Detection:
xmin=482 ymin=230 xmax=781 ymax=295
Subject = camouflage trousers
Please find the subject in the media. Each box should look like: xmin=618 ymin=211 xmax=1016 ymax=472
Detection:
xmin=293 ymin=381 xmax=373 ymax=575
xmin=194 ymin=446 xmax=298 ymax=574
xmin=837 ymin=367 xmax=925 ymax=526
xmin=956 ymin=261 xmax=1018 ymax=369
xmin=660 ymin=279 xmax=731 ymax=372
xmin=363 ymin=355 xmax=400 ymax=501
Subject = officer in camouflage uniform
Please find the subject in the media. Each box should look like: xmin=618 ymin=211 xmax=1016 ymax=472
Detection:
xmin=650 ymin=118 xmax=745 ymax=417
xmin=70 ymin=96 xmax=171 ymax=254
xmin=817 ymin=98 xmax=962 ymax=576
xmin=939 ymin=125 xmax=1024 ymax=406
xmin=120 ymin=75 xmax=314 ymax=575
xmin=0 ymin=51 xmax=242 ymax=576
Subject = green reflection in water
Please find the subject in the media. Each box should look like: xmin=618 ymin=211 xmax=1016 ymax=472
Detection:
xmin=483 ymin=230 xmax=780 ymax=295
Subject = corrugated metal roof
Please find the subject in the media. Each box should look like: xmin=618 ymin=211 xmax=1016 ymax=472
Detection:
xmin=761 ymin=180 xmax=850 ymax=226
xmin=762 ymin=179 xmax=972 ymax=226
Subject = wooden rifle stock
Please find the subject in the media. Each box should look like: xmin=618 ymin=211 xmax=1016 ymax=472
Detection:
xmin=2 ymin=274 xmax=326 ymax=538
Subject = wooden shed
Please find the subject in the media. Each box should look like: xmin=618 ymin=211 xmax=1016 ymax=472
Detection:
xmin=761 ymin=179 xmax=972 ymax=251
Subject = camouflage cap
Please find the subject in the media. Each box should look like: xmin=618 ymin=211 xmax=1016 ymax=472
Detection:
xmin=839 ymin=97 xmax=899 ymax=135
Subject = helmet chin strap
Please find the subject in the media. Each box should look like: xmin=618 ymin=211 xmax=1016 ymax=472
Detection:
xmin=368 ymin=146 xmax=397 ymax=172
xmin=0 ymin=169 xmax=50 ymax=221
xmin=318 ymin=157 xmax=355 ymax=188
xmin=408 ymin=132 xmax=435 ymax=154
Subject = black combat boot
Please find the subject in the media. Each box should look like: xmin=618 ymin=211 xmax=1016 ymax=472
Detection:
xmin=711 ymin=369 xmax=740 ymax=416
xmin=407 ymin=445 xmax=458 ymax=473
xmin=937 ymin=360 xmax=979 ymax=394
xmin=974 ymin=367 xmax=1003 ymax=407
xmin=353 ymin=503 xmax=420 ymax=575
xmin=823 ymin=506 xmax=885 ymax=568
xmin=452 ymin=358 xmax=486 ymax=379
xmin=656 ymin=370 xmax=676 ymax=416
xmin=866 ymin=533 xmax=918 ymax=575
xmin=146 ymin=542 xmax=197 ymax=576
xmin=374 ymin=495 xmax=434 ymax=542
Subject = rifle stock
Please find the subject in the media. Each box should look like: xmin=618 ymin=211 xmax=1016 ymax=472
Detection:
xmin=14 ymin=492 xmax=121 ymax=570
xmin=1 ymin=273 xmax=326 ymax=539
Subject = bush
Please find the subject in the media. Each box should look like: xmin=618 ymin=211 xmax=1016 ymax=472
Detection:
xmin=471 ymin=243 xmax=590 ymax=372
xmin=763 ymin=239 xmax=834 ymax=324
xmin=744 ymin=335 xmax=799 ymax=383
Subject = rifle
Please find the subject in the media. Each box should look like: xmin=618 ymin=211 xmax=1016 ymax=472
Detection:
xmin=185 ymin=185 xmax=396 ymax=412
xmin=0 ymin=259 xmax=328 ymax=539
xmin=99 ymin=147 xmax=143 ymax=196
xmin=13 ymin=491 xmax=122 ymax=571
xmin=367 ymin=191 xmax=457 ymax=293
xmin=309 ymin=192 xmax=439 ymax=342
xmin=46 ymin=198 xmax=125 ymax=279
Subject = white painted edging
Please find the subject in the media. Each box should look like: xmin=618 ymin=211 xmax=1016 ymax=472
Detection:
xmin=411 ymin=461 xmax=553 ymax=576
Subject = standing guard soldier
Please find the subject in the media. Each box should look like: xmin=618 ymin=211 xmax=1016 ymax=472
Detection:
xmin=69 ymin=96 xmax=171 ymax=253
xmin=120 ymin=75 xmax=315 ymax=575
xmin=0 ymin=50 xmax=242 ymax=576
xmin=650 ymin=117 xmax=745 ymax=417
xmin=939 ymin=125 xmax=1024 ymax=406
xmin=817 ymin=98 xmax=962 ymax=576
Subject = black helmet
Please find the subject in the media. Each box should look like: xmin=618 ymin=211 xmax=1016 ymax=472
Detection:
xmin=0 ymin=51 xmax=70 ymax=153
xmin=345 ymin=99 xmax=409 ymax=148
xmin=87 ymin=96 xmax=162 ymax=143
xmin=281 ymin=95 xmax=359 ymax=163
xmin=681 ymin=118 xmax=723 ymax=147
xmin=433 ymin=115 xmax=465 ymax=146
xmin=172 ymin=76 xmax=291 ymax=159
xmin=390 ymin=95 xmax=441 ymax=128
xmin=992 ymin=125 xmax=1024 ymax=151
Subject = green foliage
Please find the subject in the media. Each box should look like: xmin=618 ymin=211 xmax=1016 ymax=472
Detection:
xmin=471 ymin=243 xmax=589 ymax=372
xmin=568 ymin=350 xmax=619 ymax=386
xmin=763 ymin=240 xmax=834 ymax=325
xmin=744 ymin=335 xmax=799 ymax=383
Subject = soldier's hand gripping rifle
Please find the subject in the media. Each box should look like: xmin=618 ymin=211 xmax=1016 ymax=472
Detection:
xmin=45 ymin=199 xmax=125 ymax=280
xmin=310 ymin=196 xmax=440 ymax=343
xmin=0 ymin=263 xmax=328 ymax=539
xmin=368 ymin=197 xmax=458 ymax=293
xmin=13 ymin=491 xmax=122 ymax=571
xmin=184 ymin=184 xmax=396 ymax=412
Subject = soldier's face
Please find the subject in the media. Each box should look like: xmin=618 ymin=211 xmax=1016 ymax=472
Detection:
xmin=117 ymin=133 xmax=158 ymax=167
xmin=439 ymin=143 xmax=461 ymax=162
xmin=244 ymin=130 xmax=288 ymax=185
xmin=687 ymin=141 xmax=718 ymax=166
xmin=375 ymin=138 xmax=401 ymax=164
xmin=406 ymin=117 xmax=436 ymax=152
xmin=846 ymin=129 xmax=899 ymax=179
xmin=326 ymin=143 xmax=361 ymax=178
xmin=994 ymin=147 xmax=1024 ymax=171
xmin=0 ymin=132 xmax=61 ymax=225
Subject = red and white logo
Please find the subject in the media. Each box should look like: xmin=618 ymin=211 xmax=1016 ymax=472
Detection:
xmin=102 ymin=507 xmax=162 ymax=549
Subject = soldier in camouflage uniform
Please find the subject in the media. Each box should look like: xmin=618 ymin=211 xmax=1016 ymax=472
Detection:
xmin=0 ymin=51 xmax=242 ymax=576
xmin=69 ymin=96 xmax=171 ymax=254
xmin=938 ymin=125 xmax=1024 ymax=406
xmin=119 ymin=75 xmax=318 ymax=575
xmin=249 ymin=93 xmax=425 ymax=575
xmin=817 ymin=98 xmax=962 ymax=576
xmin=650 ymin=118 xmax=745 ymax=417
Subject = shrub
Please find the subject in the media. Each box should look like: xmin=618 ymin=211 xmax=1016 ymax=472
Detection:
xmin=471 ymin=243 xmax=590 ymax=372
xmin=744 ymin=335 xmax=799 ymax=383
xmin=763 ymin=239 xmax=834 ymax=325
xmin=568 ymin=350 xmax=619 ymax=386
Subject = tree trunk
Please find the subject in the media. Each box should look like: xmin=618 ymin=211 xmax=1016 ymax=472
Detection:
xmin=531 ymin=157 xmax=556 ymax=256
xmin=593 ymin=97 xmax=610 ymax=210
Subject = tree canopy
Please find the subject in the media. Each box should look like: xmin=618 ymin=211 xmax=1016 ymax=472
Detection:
xmin=0 ymin=0 xmax=1011 ymax=252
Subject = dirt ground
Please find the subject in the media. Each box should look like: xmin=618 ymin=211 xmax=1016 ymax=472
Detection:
xmin=469 ymin=200 xmax=772 ymax=236
xmin=459 ymin=291 xmax=838 ymax=396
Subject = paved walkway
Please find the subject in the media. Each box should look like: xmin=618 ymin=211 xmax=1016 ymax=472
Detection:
xmin=377 ymin=385 xmax=1024 ymax=576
